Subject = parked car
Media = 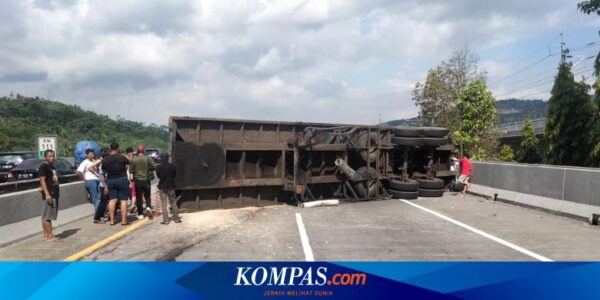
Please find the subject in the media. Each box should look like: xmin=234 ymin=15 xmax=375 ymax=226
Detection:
xmin=8 ymin=158 xmax=76 ymax=181
xmin=0 ymin=152 xmax=36 ymax=182
xmin=145 ymin=148 xmax=164 ymax=164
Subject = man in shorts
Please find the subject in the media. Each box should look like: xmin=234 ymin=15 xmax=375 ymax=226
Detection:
xmin=97 ymin=143 xmax=132 ymax=225
xmin=39 ymin=149 xmax=59 ymax=241
xmin=459 ymin=153 xmax=472 ymax=197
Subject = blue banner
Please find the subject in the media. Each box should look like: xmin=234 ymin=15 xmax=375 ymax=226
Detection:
xmin=2 ymin=262 xmax=599 ymax=299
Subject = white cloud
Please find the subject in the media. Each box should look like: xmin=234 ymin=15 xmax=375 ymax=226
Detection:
xmin=0 ymin=0 xmax=598 ymax=125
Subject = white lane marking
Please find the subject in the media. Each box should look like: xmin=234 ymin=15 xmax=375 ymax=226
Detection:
xmin=295 ymin=213 xmax=315 ymax=261
xmin=400 ymin=200 xmax=553 ymax=262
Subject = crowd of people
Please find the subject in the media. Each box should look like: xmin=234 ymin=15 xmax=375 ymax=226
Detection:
xmin=38 ymin=142 xmax=181 ymax=241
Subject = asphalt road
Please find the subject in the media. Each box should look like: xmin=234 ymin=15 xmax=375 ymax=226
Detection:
xmin=2 ymin=192 xmax=600 ymax=261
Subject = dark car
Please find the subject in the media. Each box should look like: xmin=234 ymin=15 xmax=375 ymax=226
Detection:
xmin=8 ymin=158 xmax=76 ymax=181
xmin=0 ymin=152 xmax=36 ymax=182
xmin=145 ymin=148 xmax=164 ymax=164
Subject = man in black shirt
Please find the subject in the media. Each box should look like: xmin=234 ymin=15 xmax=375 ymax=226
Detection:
xmin=97 ymin=142 xmax=131 ymax=225
xmin=39 ymin=149 xmax=59 ymax=241
xmin=156 ymin=153 xmax=181 ymax=224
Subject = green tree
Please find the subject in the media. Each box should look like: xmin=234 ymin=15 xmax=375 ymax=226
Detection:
xmin=0 ymin=96 xmax=169 ymax=155
xmin=412 ymin=47 xmax=484 ymax=132
xmin=590 ymin=54 xmax=600 ymax=165
xmin=498 ymin=144 xmax=515 ymax=162
xmin=545 ymin=63 xmax=594 ymax=166
xmin=0 ymin=119 xmax=8 ymax=151
xmin=516 ymin=120 xmax=542 ymax=163
xmin=578 ymin=0 xmax=600 ymax=165
xmin=454 ymin=79 xmax=497 ymax=160
xmin=578 ymin=0 xmax=600 ymax=14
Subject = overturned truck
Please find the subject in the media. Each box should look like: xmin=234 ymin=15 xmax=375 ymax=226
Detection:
xmin=169 ymin=117 xmax=455 ymax=210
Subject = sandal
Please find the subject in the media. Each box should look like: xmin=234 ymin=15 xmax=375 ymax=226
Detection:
xmin=160 ymin=221 xmax=170 ymax=225
xmin=121 ymin=221 xmax=130 ymax=226
xmin=110 ymin=222 xmax=116 ymax=226
xmin=174 ymin=219 xmax=182 ymax=223
xmin=93 ymin=219 xmax=105 ymax=224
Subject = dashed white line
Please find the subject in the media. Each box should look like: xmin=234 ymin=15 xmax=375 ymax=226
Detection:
xmin=295 ymin=213 xmax=314 ymax=261
xmin=400 ymin=199 xmax=553 ymax=262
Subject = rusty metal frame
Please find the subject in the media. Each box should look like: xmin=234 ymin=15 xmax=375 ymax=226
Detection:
xmin=170 ymin=116 xmax=392 ymax=210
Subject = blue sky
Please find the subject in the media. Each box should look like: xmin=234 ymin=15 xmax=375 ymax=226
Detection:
xmin=0 ymin=0 xmax=599 ymax=126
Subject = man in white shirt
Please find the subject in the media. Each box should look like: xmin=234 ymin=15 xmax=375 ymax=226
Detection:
xmin=76 ymin=149 xmax=103 ymax=223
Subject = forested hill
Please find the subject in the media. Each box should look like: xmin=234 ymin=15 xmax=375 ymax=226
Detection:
xmin=495 ymin=99 xmax=548 ymax=124
xmin=0 ymin=95 xmax=169 ymax=156
xmin=385 ymin=99 xmax=548 ymax=126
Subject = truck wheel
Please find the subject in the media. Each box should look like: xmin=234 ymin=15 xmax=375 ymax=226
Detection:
xmin=355 ymin=132 xmax=379 ymax=162
xmin=419 ymin=188 xmax=444 ymax=197
xmin=391 ymin=137 xmax=422 ymax=146
xmin=355 ymin=167 xmax=378 ymax=198
xmin=389 ymin=179 xmax=419 ymax=191
xmin=421 ymin=137 xmax=448 ymax=147
xmin=392 ymin=127 xmax=423 ymax=137
xmin=452 ymin=181 xmax=465 ymax=192
xmin=421 ymin=127 xmax=449 ymax=137
xmin=389 ymin=189 xmax=419 ymax=200
xmin=417 ymin=178 xmax=444 ymax=189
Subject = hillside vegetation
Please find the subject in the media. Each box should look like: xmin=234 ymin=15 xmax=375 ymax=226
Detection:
xmin=0 ymin=95 xmax=169 ymax=156
xmin=386 ymin=99 xmax=548 ymax=127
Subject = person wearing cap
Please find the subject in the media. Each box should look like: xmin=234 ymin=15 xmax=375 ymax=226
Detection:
xmin=130 ymin=144 xmax=156 ymax=219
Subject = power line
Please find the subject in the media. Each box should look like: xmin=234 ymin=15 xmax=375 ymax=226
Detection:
xmin=499 ymin=60 xmax=595 ymax=93
xmin=496 ymin=66 xmax=595 ymax=99
xmin=487 ymin=35 xmax=565 ymax=85
xmin=495 ymin=48 xmax=596 ymax=89
xmin=489 ymin=54 xmax=556 ymax=85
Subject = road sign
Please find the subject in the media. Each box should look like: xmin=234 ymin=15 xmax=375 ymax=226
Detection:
xmin=37 ymin=135 xmax=58 ymax=158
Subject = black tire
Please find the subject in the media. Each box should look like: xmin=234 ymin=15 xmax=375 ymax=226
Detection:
xmin=391 ymin=137 xmax=422 ymax=146
xmin=452 ymin=181 xmax=465 ymax=192
xmin=355 ymin=166 xmax=378 ymax=198
xmin=389 ymin=179 xmax=419 ymax=191
xmin=419 ymin=188 xmax=444 ymax=197
xmin=421 ymin=137 xmax=449 ymax=147
xmin=354 ymin=132 xmax=379 ymax=162
xmin=389 ymin=189 xmax=419 ymax=200
xmin=417 ymin=178 xmax=445 ymax=189
xmin=421 ymin=127 xmax=449 ymax=137
xmin=392 ymin=127 xmax=423 ymax=137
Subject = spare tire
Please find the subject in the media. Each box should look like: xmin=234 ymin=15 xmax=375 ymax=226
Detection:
xmin=389 ymin=189 xmax=419 ymax=200
xmin=422 ymin=127 xmax=449 ymax=137
xmin=391 ymin=137 xmax=422 ymax=146
xmin=354 ymin=166 xmax=378 ymax=198
xmin=421 ymin=137 xmax=449 ymax=147
xmin=419 ymin=188 xmax=444 ymax=198
xmin=417 ymin=178 xmax=444 ymax=189
xmin=354 ymin=131 xmax=378 ymax=162
xmin=392 ymin=127 xmax=423 ymax=137
xmin=452 ymin=181 xmax=465 ymax=192
xmin=389 ymin=179 xmax=419 ymax=191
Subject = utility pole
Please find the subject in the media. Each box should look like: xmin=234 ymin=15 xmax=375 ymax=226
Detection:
xmin=560 ymin=33 xmax=570 ymax=64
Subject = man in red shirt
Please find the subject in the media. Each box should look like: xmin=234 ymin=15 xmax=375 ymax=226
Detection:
xmin=459 ymin=153 xmax=472 ymax=197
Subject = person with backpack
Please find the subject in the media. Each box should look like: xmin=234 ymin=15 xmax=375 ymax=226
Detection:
xmin=130 ymin=145 xmax=156 ymax=220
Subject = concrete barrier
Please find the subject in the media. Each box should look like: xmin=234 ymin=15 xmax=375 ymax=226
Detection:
xmin=471 ymin=161 xmax=600 ymax=222
xmin=0 ymin=181 xmax=89 ymax=226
